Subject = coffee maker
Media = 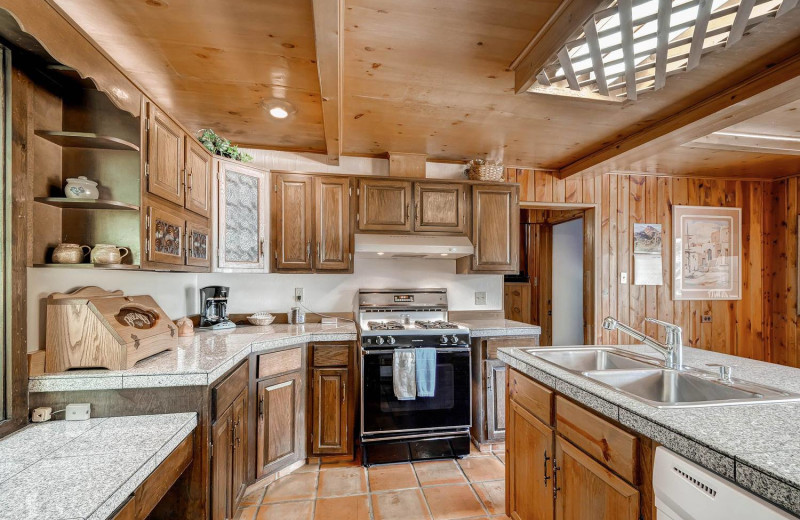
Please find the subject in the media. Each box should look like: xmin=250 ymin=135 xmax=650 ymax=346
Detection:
xmin=199 ymin=286 xmax=235 ymax=330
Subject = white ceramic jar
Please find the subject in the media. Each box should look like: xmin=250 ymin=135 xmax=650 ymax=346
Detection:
xmin=64 ymin=176 xmax=100 ymax=199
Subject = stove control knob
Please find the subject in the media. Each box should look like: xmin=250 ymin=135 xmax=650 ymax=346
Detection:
xmin=375 ymin=336 xmax=385 ymax=345
xmin=386 ymin=336 xmax=396 ymax=345
xmin=439 ymin=335 xmax=449 ymax=344
xmin=450 ymin=335 xmax=460 ymax=344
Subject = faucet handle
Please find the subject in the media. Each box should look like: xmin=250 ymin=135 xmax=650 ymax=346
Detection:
xmin=645 ymin=317 xmax=681 ymax=331
xmin=706 ymin=363 xmax=736 ymax=383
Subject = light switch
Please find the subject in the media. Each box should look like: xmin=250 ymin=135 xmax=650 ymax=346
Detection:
xmin=620 ymin=272 xmax=628 ymax=284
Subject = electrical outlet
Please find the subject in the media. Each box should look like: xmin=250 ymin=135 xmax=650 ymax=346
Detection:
xmin=620 ymin=272 xmax=628 ymax=284
xmin=475 ymin=291 xmax=487 ymax=305
xmin=295 ymin=288 xmax=304 ymax=303
xmin=65 ymin=403 xmax=91 ymax=421
xmin=31 ymin=407 xmax=52 ymax=423
xmin=702 ymin=315 xmax=712 ymax=323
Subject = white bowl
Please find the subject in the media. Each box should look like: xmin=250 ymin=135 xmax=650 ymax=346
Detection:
xmin=247 ymin=312 xmax=275 ymax=326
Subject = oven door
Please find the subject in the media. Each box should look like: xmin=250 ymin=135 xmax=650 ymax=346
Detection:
xmin=361 ymin=346 xmax=471 ymax=436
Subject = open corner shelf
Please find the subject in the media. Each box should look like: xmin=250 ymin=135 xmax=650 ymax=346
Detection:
xmin=34 ymin=197 xmax=140 ymax=211
xmin=34 ymin=130 xmax=140 ymax=152
xmin=33 ymin=263 xmax=141 ymax=270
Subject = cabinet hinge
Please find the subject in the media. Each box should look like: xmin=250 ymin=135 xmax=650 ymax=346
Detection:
xmin=146 ymin=238 xmax=151 ymax=255
xmin=258 ymin=396 xmax=264 ymax=418
xmin=145 ymin=118 xmax=150 ymax=131
xmin=216 ymin=248 xmax=221 ymax=262
xmin=356 ymin=188 xmax=360 ymax=196
xmin=146 ymin=214 xmax=151 ymax=228
xmin=209 ymin=441 xmax=213 ymax=457
xmin=356 ymin=213 xmax=359 ymax=223
xmin=274 ymin=184 xmax=278 ymax=193
xmin=349 ymin=187 xmax=352 ymax=197
xmin=144 ymin=162 xmax=149 ymax=178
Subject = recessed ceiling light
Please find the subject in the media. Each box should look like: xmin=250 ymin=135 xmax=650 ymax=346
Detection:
xmin=262 ymin=99 xmax=296 ymax=120
xmin=377 ymin=252 xmax=384 ymax=256
xmin=440 ymin=253 xmax=448 ymax=256
xmin=269 ymin=106 xmax=289 ymax=119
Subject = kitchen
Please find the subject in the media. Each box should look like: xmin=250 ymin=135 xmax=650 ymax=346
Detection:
xmin=2 ymin=0 xmax=800 ymax=519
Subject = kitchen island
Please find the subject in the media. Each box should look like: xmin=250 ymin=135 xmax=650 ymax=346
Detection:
xmin=499 ymin=344 xmax=800 ymax=517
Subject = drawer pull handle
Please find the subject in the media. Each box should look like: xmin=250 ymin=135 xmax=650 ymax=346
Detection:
xmin=543 ymin=450 xmax=551 ymax=486
xmin=553 ymin=462 xmax=561 ymax=499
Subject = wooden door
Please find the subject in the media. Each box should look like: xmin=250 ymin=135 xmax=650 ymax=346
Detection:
xmin=217 ymin=160 xmax=266 ymax=270
xmin=146 ymin=204 xmax=186 ymax=265
xmin=504 ymin=282 xmax=532 ymax=323
xmin=471 ymin=185 xmax=519 ymax=272
xmin=211 ymin=405 xmax=232 ymax=520
xmin=358 ymin=179 xmax=412 ymax=232
xmin=413 ymin=182 xmax=466 ymax=233
xmin=554 ymin=437 xmax=639 ymax=520
xmin=231 ymin=389 xmax=248 ymax=511
xmin=146 ymin=104 xmax=184 ymax=206
xmin=185 ymin=138 xmax=212 ymax=217
xmin=311 ymin=367 xmax=348 ymax=455
xmin=315 ymin=176 xmax=352 ymax=271
xmin=186 ymin=221 xmax=211 ymax=268
xmin=273 ymin=173 xmax=313 ymax=271
xmin=485 ymin=360 xmax=507 ymax=442
xmin=507 ymin=400 xmax=554 ymax=520
xmin=257 ymin=372 xmax=302 ymax=477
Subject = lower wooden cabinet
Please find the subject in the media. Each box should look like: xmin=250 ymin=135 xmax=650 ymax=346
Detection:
xmin=485 ymin=360 xmax=507 ymax=442
xmin=507 ymin=399 xmax=554 ymax=520
xmin=256 ymin=370 xmax=304 ymax=477
xmin=211 ymin=405 xmax=232 ymax=520
xmin=311 ymin=367 xmax=348 ymax=455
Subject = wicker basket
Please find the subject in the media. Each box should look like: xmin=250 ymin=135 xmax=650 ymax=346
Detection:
xmin=247 ymin=312 xmax=275 ymax=326
xmin=466 ymin=161 xmax=504 ymax=182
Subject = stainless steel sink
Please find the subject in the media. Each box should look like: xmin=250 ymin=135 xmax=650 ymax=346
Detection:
xmin=526 ymin=347 xmax=659 ymax=372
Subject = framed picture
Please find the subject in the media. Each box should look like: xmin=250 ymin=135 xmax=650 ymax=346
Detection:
xmin=633 ymin=223 xmax=662 ymax=254
xmin=673 ymin=205 xmax=741 ymax=300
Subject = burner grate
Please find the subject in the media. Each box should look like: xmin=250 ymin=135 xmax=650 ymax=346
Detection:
xmin=415 ymin=320 xmax=459 ymax=330
xmin=367 ymin=320 xmax=406 ymax=331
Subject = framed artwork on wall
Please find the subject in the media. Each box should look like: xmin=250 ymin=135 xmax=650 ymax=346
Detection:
xmin=673 ymin=205 xmax=741 ymax=300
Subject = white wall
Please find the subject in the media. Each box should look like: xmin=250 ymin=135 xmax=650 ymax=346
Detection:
xmin=551 ymin=218 xmax=584 ymax=346
xmin=27 ymin=260 xmax=502 ymax=352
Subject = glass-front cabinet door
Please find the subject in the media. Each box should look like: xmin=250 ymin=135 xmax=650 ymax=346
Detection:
xmin=216 ymin=159 xmax=267 ymax=271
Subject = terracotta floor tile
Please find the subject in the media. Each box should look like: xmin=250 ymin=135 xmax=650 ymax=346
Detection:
xmin=469 ymin=444 xmax=492 ymax=457
xmin=489 ymin=516 xmax=512 ymax=519
xmin=262 ymin=472 xmax=318 ymax=503
xmin=473 ymin=480 xmax=505 ymax=515
xmin=295 ymin=462 xmax=321 ymax=473
xmin=369 ymin=463 xmax=419 ymax=492
xmin=414 ymin=460 xmax=468 ymax=486
xmin=239 ymin=487 xmax=265 ymax=507
xmin=234 ymin=506 xmax=257 ymax=520
xmin=458 ymin=457 xmax=505 ymax=482
xmin=423 ymin=484 xmax=486 ymax=520
xmin=495 ymin=453 xmax=506 ymax=465
xmin=314 ymin=495 xmax=370 ymax=520
xmin=371 ymin=488 xmax=432 ymax=520
xmin=318 ymin=466 xmax=368 ymax=497
xmin=256 ymin=500 xmax=314 ymax=520
xmin=320 ymin=457 xmax=361 ymax=468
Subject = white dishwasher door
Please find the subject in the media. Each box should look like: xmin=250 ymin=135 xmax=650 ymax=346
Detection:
xmin=654 ymin=447 xmax=794 ymax=520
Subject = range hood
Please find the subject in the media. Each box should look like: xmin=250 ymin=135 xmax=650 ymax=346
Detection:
xmin=354 ymin=234 xmax=474 ymax=259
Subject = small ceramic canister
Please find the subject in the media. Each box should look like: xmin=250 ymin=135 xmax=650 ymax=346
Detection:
xmin=52 ymin=243 xmax=91 ymax=264
xmin=91 ymin=244 xmax=130 ymax=265
xmin=175 ymin=317 xmax=195 ymax=337
xmin=64 ymin=176 xmax=100 ymax=199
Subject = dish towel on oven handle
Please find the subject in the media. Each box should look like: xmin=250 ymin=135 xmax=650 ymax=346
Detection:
xmin=415 ymin=347 xmax=437 ymax=397
xmin=393 ymin=348 xmax=416 ymax=400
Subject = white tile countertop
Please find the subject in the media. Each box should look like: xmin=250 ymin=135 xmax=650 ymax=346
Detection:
xmin=455 ymin=319 xmax=541 ymax=337
xmin=0 ymin=413 xmax=197 ymax=520
xmin=29 ymin=323 xmax=357 ymax=393
xmin=498 ymin=344 xmax=800 ymax=517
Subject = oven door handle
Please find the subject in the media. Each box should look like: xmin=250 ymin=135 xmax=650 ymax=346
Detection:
xmin=361 ymin=346 xmax=470 ymax=355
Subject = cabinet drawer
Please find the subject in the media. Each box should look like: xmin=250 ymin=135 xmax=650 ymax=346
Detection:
xmin=556 ymin=396 xmax=638 ymax=484
xmin=508 ymin=368 xmax=552 ymax=426
xmin=312 ymin=344 xmax=350 ymax=366
xmin=213 ymin=360 xmax=249 ymax=419
xmin=258 ymin=348 xmax=302 ymax=379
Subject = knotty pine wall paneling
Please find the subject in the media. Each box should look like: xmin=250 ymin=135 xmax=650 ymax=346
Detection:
xmin=508 ymin=169 xmax=770 ymax=363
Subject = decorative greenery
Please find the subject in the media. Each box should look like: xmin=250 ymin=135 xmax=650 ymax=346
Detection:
xmin=197 ymin=129 xmax=253 ymax=163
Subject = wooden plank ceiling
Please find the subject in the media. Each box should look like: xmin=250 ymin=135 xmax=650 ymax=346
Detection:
xmin=49 ymin=0 xmax=800 ymax=178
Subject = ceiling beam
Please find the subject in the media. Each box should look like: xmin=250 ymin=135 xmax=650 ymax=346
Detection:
xmin=777 ymin=0 xmax=799 ymax=16
xmin=726 ymin=0 xmax=756 ymax=47
xmin=687 ymin=0 xmax=713 ymax=71
xmin=583 ymin=19 xmax=608 ymax=95
xmin=312 ymin=0 xmax=344 ymax=163
xmin=618 ymin=0 xmax=637 ymax=101
xmin=654 ymin=0 xmax=672 ymax=89
xmin=511 ymin=0 xmax=610 ymax=94
xmin=684 ymin=131 xmax=800 ymax=155
xmin=557 ymin=49 xmax=800 ymax=178
xmin=557 ymin=47 xmax=581 ymax=90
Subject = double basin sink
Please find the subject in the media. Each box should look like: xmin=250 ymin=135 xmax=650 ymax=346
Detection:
xmin=525 ymin=347 xmax=800 ymax=408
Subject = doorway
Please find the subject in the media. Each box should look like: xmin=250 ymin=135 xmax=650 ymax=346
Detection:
xmin=552 ymin=217 xmax=584 ymax=345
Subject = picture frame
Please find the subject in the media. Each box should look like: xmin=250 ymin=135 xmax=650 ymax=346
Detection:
xmin=673 ymin=205 xmax=741 ymax=300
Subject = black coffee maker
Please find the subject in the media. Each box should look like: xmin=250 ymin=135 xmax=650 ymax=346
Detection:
xmin=199 ymin=286 xmax=235 ymax=329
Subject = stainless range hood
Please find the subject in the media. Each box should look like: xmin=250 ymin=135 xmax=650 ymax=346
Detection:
xmin=354 ymin=234 xmax=474 ymax=259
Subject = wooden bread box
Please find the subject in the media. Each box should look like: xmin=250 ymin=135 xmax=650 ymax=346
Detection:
xmin=45 ymin=286 xmax=177 ymax=372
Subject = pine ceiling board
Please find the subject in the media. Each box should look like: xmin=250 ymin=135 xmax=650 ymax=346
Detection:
xmin=52 ymin=0 xmax=326 ymax=152
xmin=722 ymin=98 xmax=800 ymax=137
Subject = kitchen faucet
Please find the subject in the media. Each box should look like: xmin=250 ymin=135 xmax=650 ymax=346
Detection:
xmin=602 ymin=316 xmax=684 ymax=370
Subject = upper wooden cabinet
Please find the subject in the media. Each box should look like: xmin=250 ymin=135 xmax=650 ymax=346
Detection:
xmin=413 ymin=182 xmax=466 ymax=233
xmin=273 ymin=173 xmax=314 ymax=271
xmin=145 ymin=204 xmax=186 ymax=266
xmin=315 ymin=176 xmax=352 ymax=271
xmin=459 ymin=184 xmax=519 ymax=273
xmin=216 ymin=159 xmax=267 ymax=271
xmin=185 ymin=138 xmax=212 ymax=217
xmin=358 ymin=179 xmax=412 ymax=232
xmin=146 ymin=104 xmax=184 ymax=206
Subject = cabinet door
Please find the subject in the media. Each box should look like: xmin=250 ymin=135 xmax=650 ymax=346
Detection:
xmin=146 ymin=204 xmax=186 ymax=265
xmin=471 ymin=184 xmax=519 ymax=272
xmin=273 ymin=173 xmax=313 ymax=271
xmin=185 ymin=138 xmax=212 ymax=217
xmin=257 ymin=372 xmax=302 ymax=477
xmin=311 ymin=367 xmax=348 ymax=455
xmin=315 ymin=176 xmax=352 ymax=271
xmin=211 ymin=406 xmax=232 ymax=520
xmin=554 ymin=436 xmax=639 ymax=520
xmin=231 ymin=389 xmax=248 ymax=511
xmin=507 ymin=400 xmax=554 ymax=520
xmin=218 ymin=161 xmax=266 ymax=270
xmin=413 ymin=182 xmax=466 ymax=233
xmin=147 ymin=104 xmax=184 ymax=206
xmin=186 ymin=221 xmax=211 ymax=268
xmin=486 ymin=360 xmax=507 ymax=442
xmin=358 ymin=179 xmax=412 ymax=232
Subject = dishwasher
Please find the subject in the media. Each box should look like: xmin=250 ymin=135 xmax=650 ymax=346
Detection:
xmin=654 ymin=447 xmax=794 ymax=519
